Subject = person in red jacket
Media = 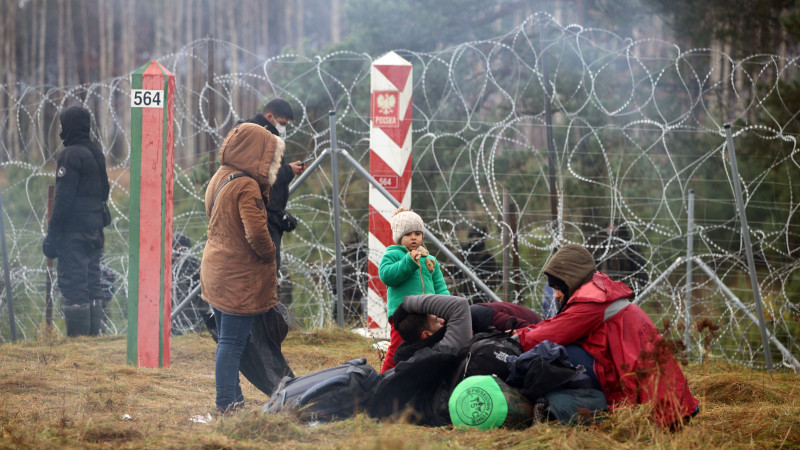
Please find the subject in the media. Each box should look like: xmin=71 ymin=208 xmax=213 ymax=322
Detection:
xmin=514 ymin=244 xmax=699 ymax=427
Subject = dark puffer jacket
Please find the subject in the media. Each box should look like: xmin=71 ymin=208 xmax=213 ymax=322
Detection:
xmin=49 ymin=106 xmax=109 ymax=234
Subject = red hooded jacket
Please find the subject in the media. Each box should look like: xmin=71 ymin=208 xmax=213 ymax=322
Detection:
xmin=517 ymin=245 xmax=699 ymax=426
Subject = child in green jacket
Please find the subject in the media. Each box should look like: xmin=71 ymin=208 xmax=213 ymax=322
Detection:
xmin=379 ymin=207 xmax=450 ymax=372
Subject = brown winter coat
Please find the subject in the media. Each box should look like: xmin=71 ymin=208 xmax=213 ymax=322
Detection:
xmin=200 ymin=123 xmax=284 ymax=315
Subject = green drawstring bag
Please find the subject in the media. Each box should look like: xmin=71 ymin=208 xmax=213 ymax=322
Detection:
xmin=449 ymin=375 xmax=532 ymax=429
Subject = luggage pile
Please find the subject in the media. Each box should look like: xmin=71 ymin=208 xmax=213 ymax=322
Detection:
xmin=263 ymin=333 xmax=608 ymax=429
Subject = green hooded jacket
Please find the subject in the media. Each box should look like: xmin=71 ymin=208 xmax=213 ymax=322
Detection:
xmin=379 ymin=244 xmax=450 ymax=318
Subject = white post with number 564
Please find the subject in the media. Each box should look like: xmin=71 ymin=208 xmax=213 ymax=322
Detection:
xmin=131 ymin=89 xmax=164 ymax=108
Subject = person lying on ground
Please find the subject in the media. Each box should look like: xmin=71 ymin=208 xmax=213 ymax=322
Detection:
xmin=392 ymin=294 xmax=471 ymax=364
xmin=369 ymin=294 xmax=471 ymax=425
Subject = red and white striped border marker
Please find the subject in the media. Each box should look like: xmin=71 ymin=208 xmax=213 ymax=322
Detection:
xmin=368 ymin=52 xmax=412 ymax=338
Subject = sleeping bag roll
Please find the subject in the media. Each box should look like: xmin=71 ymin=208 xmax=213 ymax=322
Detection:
xmin=448 ymin=375 xmax=532 ymax=429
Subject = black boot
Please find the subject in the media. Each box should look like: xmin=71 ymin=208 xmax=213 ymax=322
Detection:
xmin=63 ymin=303 xmax=91 ymax=337
xmin=89 ymin=299 xmax=104 ymax=336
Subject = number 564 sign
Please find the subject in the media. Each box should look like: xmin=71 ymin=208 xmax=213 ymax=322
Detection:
xmin=131 ymin=89 xmax=163 ymax=108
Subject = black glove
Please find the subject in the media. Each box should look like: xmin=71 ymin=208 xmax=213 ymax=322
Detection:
xmin=281 ymin=212 xmax=298 ymax=233
xmin=43 ymin=233 xmax=58 ymax=259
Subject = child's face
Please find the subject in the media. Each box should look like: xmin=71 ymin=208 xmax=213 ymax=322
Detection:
xmin=400 ymin=231 xmax=423 ymax=251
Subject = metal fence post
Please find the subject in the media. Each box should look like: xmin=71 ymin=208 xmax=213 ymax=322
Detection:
xmin=724 ymin=124 xmax=773 ymax=370
xmin=685 ymin=189 xmax=694 ymax=359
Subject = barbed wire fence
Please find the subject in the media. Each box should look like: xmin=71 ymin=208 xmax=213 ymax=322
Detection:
xmin=0 ymin=13 xmax=798 ymax=370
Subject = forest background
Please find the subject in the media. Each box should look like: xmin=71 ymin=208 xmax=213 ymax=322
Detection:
xmin=2 ymin=0 xmax=798 ymax=163
xmin=0 ymin=0 xmax=798 ymax=373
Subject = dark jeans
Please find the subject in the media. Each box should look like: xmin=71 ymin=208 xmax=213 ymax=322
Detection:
xmin=213 ymin=307 xmax=255 ymax=411
xmin=57 ymin=229 xmax=104 ymax=305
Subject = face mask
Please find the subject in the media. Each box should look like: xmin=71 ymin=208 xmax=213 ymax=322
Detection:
xmin=275 ymin=123 xmax=286 ymax=137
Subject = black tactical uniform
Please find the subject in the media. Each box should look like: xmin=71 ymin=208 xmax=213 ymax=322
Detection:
xmin=43 ymin=106 xmax=110 ymax=336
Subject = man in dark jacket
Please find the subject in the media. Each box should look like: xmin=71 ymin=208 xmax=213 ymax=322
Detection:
xmin=238 ymin=98 xmax=306 ymax=272
xmin=369 ymin=294 xmax=472 ymax=425
xmin=392 ymin=294 xmax=472 ymax=360
xmin=42 ymin=106 xmax=110 ymax=337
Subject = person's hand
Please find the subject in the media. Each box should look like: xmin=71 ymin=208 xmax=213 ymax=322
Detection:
xmin=289 ymin=161 xmax=306 ymax=176
xmin=409 ymin=250 xmax=421 ymax=262
xmin=42 ymin=233 xmax=58 ymax=259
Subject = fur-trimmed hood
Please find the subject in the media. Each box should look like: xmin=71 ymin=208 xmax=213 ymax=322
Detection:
xmin=218 ymin=122 xmax=284 ymax=194
xmin=201 ymin=123 xmax=283 ymax=315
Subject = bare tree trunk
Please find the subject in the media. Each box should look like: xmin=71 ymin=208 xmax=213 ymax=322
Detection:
xmin=155 ymin=0 xmax=163 ymax=57
xmin=190 ymin=0 xmax=203 ymax=164
xmin=64 ymin=1 xmax=75 ymax=89
xmin=37 ymin=0 xmax=46 ymax=88
xmin=268 ymin=2 xmax=272 ymax=56
xmin=98 ymin=0 xmax=111 ymax=148
xmin=79 ymin=1 xmax=90 ymax=84
xmin=120 ymin=0 xmax=135 ymax=163
xmin=58 ymin=0 xmax=67 ymax=89
xmin=274 ymin=0 xmax=287 ymax=54
xmin=226 ymin=4 xmax=242 ymax=117
xmin=0 ymin=0 xmax=8 ymax=160
xmin=331 ymin=0 xmax=342 ymax=42
xmin=4 ymin=0 xmax=19 ymax=160
xmin=23 ymin=4 xmax=32 ymax=89
xmin=123 ymin=0 xmax=135 ymax=72
xmin=98 ymin=0 xmax=109 ymax=82
xmin=215 ymin=2 xmax=224 ymax=44
xmin=294 ymin=0 xmax=304 ymax=54
xmin=35 ymin=0 xmax=49 ymax=158
xmin=171 ymin=0 xmax=186 ymax=166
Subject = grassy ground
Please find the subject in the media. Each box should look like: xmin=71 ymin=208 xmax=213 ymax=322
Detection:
xmin=0 ymin=327 xmax=798 ymax=449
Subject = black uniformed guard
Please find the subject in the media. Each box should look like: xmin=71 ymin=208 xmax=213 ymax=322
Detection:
xmin=42 ymin=106 xmax=110 ymax=336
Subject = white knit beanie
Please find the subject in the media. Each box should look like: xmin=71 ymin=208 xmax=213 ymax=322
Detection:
xmin=390 ymin=207 xmax=425 ymax=244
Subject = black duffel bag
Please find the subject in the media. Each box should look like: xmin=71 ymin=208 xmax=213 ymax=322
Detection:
xmin=264 ymin=357 xmax=380 ymax=422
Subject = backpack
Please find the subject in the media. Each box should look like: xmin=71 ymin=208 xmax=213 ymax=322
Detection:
xmin=452 ymin=329 xmax=523 ymax=384
xmin=263 ymin=358 xmax=380 ymax=422
xmin=506 ymin=340 xmax=594 ymax=401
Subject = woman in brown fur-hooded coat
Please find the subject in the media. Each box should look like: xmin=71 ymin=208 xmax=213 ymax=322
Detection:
xmin=201 ymin=123 xmax=284 ymax=314
xmin=200 ymin=123 xmax=284 ymax=412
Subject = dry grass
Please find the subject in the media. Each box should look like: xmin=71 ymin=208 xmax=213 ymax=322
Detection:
xmin=0 ymin=327 xmax=798 ymax=449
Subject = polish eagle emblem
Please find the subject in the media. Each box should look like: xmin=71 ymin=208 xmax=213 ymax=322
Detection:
xmin=377 ymin=93 xmax=396 ymax=115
